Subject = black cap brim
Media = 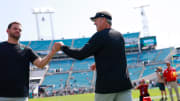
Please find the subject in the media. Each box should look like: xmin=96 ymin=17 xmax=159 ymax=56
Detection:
xmin=90 ymin=17 xmax=96 ymax=22
xmin=90 ymin=11 xmax=112 ymax=22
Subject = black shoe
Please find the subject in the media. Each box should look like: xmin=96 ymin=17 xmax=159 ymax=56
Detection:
xmin=160 ymin=97 xmax=164 ymax=101
xmin=165 ymin=97 xmax=167 ymax=100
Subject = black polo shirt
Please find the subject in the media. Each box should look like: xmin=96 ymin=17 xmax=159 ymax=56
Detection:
xmin=61 ymin=28 xmax=133 ymax=93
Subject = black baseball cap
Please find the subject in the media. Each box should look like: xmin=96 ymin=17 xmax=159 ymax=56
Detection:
xmin=90 ymin=11 xmax=112 ymax=21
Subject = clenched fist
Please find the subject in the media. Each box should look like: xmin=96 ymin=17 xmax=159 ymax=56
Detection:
xmin=51 ymin=42 xmax=64 ymax=53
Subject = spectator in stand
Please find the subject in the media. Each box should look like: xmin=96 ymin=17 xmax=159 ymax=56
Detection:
xmin=163 ymin=61 xmax=180 ymax=101
xmin=156 ymin=66 xmax=167 ymax=101
xmin=135 ymin=79 xmax=150 ymax=101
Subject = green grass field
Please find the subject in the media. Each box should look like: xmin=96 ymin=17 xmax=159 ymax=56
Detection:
xmin=29 ymin=87 xmax=180 ymax=101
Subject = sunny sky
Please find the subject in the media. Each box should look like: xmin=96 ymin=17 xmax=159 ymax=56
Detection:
xmin=0 ymin=0 xmax=180 ymax=49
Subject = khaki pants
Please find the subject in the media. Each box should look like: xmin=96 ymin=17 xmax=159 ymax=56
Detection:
xmin=0 ymin=97 xmax=28 ymax=101
xmin=95 ymin=90 xmax=132 ymax=101
xmin=167 ymin=81 xmax=180 ymax=101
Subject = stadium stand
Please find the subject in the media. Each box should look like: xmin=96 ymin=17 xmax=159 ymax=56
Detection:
xmin=42 ymin=73 xmax=68 ymax=90
xmin=128 ymin=67 xmax=142 ymax=80
xmin=73 ymin=58 xmax=94 ymax=70
xmin=25 ymin=32 xmax=179 ymax=97
xmin=142 ymin=64 xmax=166 ymax=77
xmin=126 ymin=53 xmax=138 ymax=65
xmin=51 ymin=39 xmax=72 ymax=48
xmin=139 ymin=50 xmax=158 ymax=62
xmin=73 ymin=38 xmax=89 ymax=48
xmin=20 ymin=41 xmax=30 ymax=46
xmin=69 ymin=72 xmax=93 ymax=88
xmin=29 ymin=40 xmax=51 ymax=51
xmin=155 ymin=47 xmax=173 ymax=62
xmin=49 ymin=59 xmax=73 ymax=72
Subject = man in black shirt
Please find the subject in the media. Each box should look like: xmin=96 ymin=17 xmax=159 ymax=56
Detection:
xmin=57 ymin=11 xmax=133 ymax=101
xmin=0 ymin=22 xmax=61 ymax=101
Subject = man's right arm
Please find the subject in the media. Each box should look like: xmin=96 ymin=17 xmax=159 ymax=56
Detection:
xmin=33 ymin=42 xmax=61 ymax=68
xmin=60 ymin=32 xmax=105 ymax=60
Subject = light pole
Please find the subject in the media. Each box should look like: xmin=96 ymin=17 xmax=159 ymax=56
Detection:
xmin=32 ymin=8 xmax=55 ymax=40
xmin=32 ymin=8 xmax=41 ymax=40
xmin=134 ymin=5 xmax=150 ymax=37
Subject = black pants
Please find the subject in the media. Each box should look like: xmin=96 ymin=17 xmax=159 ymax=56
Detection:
xmin=140 ymin=93 xmax=150 ymax=101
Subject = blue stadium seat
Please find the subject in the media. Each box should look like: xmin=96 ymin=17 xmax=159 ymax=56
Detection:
xmin=42 ymin=74 xmax=68 ymax=90
xmin=73 ymin=38 xmax=89 ymax=48
xmin=29 ymin=40 xmax=51 ymax=51
xmin=73 ymin=58 xmax=95 ymax=70
xmin=69 ymin=72 xmax=93 ymax=88
xmin=128 ymin=67 xmax=142 ymax=80
xmin=20 ymin=41 xmax=30 ymax=46
xmin=49 ymin=60 xmax=73 ymax=72
xmin=142 ymin=64 xmax=166 ymax=77
xmin=156 ymin=48 xmax=173 ymax=61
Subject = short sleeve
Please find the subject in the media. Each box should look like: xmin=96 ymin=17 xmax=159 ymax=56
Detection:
xmin=27 ymin=48 xmax=39 ymax=63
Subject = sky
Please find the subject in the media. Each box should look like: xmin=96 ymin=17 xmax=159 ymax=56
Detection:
xmin=0 ymin=0 xmax=180 ymax=49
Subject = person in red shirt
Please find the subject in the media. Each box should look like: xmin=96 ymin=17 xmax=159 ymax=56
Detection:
xmin=136 ymin=79 xmax=150 ymax=101
xmin=163 ymin=61 xmax=180 ymax=101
